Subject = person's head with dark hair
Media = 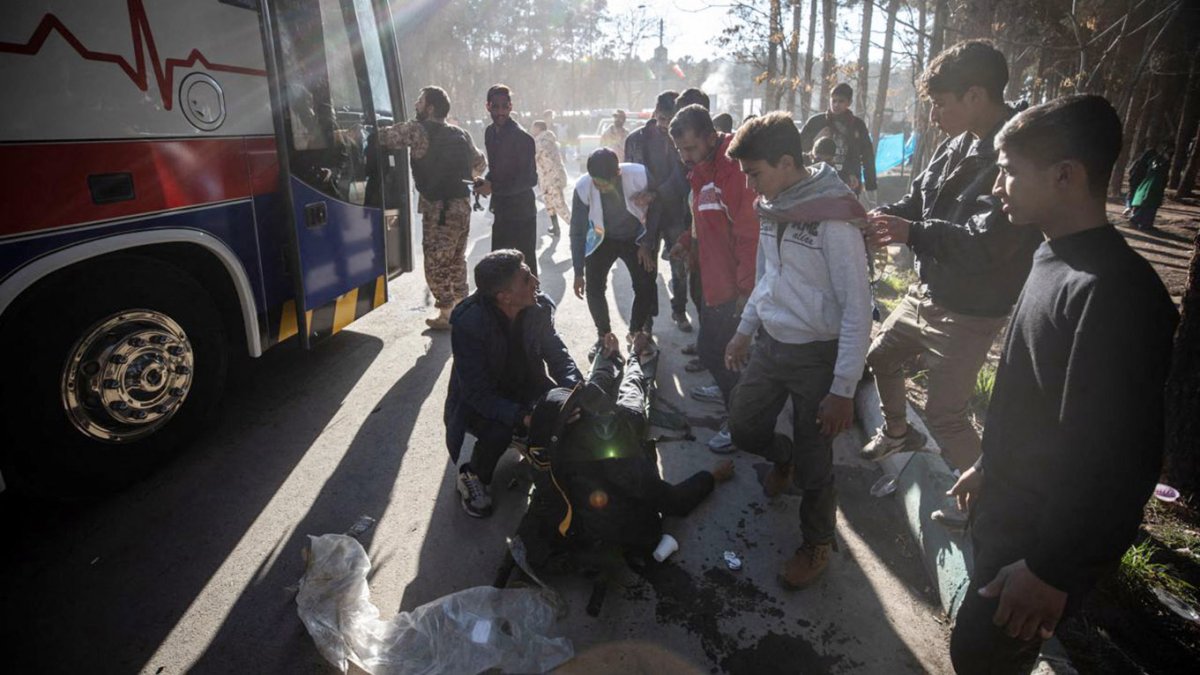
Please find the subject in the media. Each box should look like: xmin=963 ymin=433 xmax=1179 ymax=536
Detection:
xmin=713 ymin=112 xmax=734 ymax=134
xmin=486 ymin=84 xmax=513 ymax=126
xmin=677 ymin=87 xmax=710 ymax=111
xmin=812 ymin=136 xmax=838 ymax=165
xmin=669 ymin=104 xmax=717 ymax=167
xmin=416 ymin=86 xmax=451 ymax=121
xmin=653 ymin=90 xmax=679 ymax=128
xmin=993 ymin=94 xmax=1122 ymax=236
xmin=532 ymin=120 xmax=548 ymax=135
xmin=586 ymin=147 xmax=621 ymax=191
xmin=830 ymin=83 xmax=853 ymax=115
xmin=727 ymin=111 xmax=807 ymax=199
xmin=613 ymin=109 xmax=627 ymax=129
xmin=920 ymin=40 xmax=1009 ymax=138
xmin=741 ymin=114 xmax=757 ymax=126
xmin=474 ymin=249 xmax=538 ymax=315
xmin=543 ymin=109 xmax=556 ymax=122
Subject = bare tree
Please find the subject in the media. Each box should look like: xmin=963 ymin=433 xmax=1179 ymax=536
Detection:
xmin=819 ymin=0 xmax=837 ymax=104
xmin=1169 ymin=47 xmax=1200 ymax=189
xmin=856 ymin=0 xmax=875 ymax=118
xmin=787 ymin=0 xmax=803 ymax=114
xmin=1164 ymin=231 xmax=1200 ymax=502
xmin=871 ymin=0 xmax=901 ymax=144
xmin=801 ymin=0 xmax=818 ymax=119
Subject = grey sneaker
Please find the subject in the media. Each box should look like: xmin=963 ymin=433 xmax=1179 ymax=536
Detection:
xmin=860 ymin=425 xmax=928 ymax=462
xmin=457 ymin=470 xmax=493 ymax=518
xmin=707 ymin=423 xmax=735 ymax=454
xmin=690 ymin=384 xmax=724 ymax=404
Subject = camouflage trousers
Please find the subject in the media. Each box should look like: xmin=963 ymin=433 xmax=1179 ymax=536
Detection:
xmin=420 ymin=195 xmax=472 ymax=309
xmin=539 ymin=174 xmax=571 ymax=219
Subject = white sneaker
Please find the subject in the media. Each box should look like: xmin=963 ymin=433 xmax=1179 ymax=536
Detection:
xmin=707 ymin=423 xmax=735 ymax=454
xmin=860 ymin=425 xmax=928 ymax=462
xmin=690 ymin=384 xmax=724 ymax=404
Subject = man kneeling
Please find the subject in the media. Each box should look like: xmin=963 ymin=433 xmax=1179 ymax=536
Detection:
xmin=515 ymin=333 xmax=733 ymax=573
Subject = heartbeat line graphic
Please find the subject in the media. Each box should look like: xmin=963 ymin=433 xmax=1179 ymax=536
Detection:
xmin=0 ymin=0 xmax=267 ymax=111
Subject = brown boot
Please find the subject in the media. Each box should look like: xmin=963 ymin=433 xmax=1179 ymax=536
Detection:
xmin=762 ymin=462 xmax=794 ymax=498
xmin=425 ymin=307 xmax=451 ymax=331
xmin=778 ymin=542 xmax=833 ymax=590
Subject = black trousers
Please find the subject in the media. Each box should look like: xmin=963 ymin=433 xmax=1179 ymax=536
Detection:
xmin=584 ymin=237 xmax=657 ymax=336
xmin=696 ymin=300 xmax=742 ymax=407
xmin=950 ymin=532 xmax=1088 ymax=674
xmin=459 ymin=408 xmax=516 ymax=485
xmin=728 ymin=334 xmax=838 ymax=544
xmin=491 ymin=191 xmax=538 ymax=276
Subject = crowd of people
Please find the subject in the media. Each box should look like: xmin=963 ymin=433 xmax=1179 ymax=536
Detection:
xmin=379 ymin=38 xmax=1179 ymax=674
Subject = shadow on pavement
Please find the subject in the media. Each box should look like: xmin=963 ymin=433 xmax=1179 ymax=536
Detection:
xmin=191 ymin=337 xmax=453 ymax=672
xmin=0 ymin=331 xmax=383 ymax=673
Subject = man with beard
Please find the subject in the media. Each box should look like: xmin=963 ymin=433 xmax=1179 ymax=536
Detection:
xmin=380 ymin=86 xmax=486 ymax=330
xmin=476 ymin=85 xmax=541 ymax=275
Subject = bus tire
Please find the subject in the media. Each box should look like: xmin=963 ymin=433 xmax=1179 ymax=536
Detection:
xmin=0 ymin=255 xmax=229 ymax=500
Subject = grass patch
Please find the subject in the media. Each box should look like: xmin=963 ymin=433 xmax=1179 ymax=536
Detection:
xmin=971 ymin=363 xmax=997 ymax=411
xmin=1118 ymin=540 xmax=1197 ymax=604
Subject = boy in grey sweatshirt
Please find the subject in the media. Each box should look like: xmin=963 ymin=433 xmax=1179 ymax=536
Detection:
xmin=724 ymin=112 xmax=873 ymax=590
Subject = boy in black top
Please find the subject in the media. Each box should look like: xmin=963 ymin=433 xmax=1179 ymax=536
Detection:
xmin=947 ymin=95 xmax=1178 ymax=673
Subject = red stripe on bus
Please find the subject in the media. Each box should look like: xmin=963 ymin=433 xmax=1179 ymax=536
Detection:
xmin=0 ymin=137 xmax=279 ymax=237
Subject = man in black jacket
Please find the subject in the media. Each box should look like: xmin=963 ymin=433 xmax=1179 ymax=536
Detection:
xmin=947 ymin=94 xmax=1178 ymax=674
xmin=862 ymin=43 xmax=1043 ymax=532
xmin=445 ymin=250 xmax=581 ymax=517
xmin=798 ymin=83 xmax=877 ymax=196
xmin=476 ymin=85 xmax=541 ymax=275
xmin=626 ymin=91 xmax=693 ymax=332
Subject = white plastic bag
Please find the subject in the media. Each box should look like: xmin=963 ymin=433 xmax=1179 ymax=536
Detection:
xmin=296 ymin=534 xmax=573 ymax=674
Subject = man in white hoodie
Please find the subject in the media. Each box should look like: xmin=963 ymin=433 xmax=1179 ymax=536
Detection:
xmin=724 ymin=112 xmax=873 ymax=589
xmin=570 ymin=148 xmax=657 ymax=351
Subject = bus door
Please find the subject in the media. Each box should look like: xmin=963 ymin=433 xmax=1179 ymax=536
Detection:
xmin=260 ymin=0 xmax=401 ymax=348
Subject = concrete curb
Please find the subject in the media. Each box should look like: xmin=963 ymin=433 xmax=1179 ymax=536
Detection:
xmin=854 ymin=381 xmax=971 ymax=617
xmin=854 ymin=380 xmax=1076 ymax=674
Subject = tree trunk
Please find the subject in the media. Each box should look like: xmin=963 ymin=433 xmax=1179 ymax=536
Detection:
xmin=1170 ymin=47 xmax=1200 ymax=190
xmin=856 ymin=0 xmax=875 ymax=118
xmin=1110 ymin=79 xmax=1151 ymax=198
xmin=1163 ymin=231 xmax=1200 ymax=503
xmin=787 ymin=0 xmax=802 ymax=115
xmin=930 ymin=0 xmax=948 ymax=58
xmin=766 ymin=0 xmax=782 ymax=109
xmin=916 ymin=0 xmax=927 ymax=74
xmin=819 ymin=0 xmax=836 ymax=105
xmin=801 ymin=0 xmax=818 ymax=120
xmin=871 ymin=0 xmax=900 ymax=144
xmin=1179 ymin=114 xmax=1200 ymax=199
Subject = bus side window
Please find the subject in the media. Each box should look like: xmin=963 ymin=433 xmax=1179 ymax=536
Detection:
xmin=276 ymin=0 xmax=367 ymax=205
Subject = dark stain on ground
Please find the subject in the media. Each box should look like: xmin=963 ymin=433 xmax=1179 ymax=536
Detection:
xmin=748 ymin=501 xmax=766 ymax=516
xmin=720 ymin=631 xmax=847 ymax=675
xmin=639 ymin=561 xmax=785 ymax=663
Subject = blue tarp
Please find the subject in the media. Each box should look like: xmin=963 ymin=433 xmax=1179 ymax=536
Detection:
xmin=876 ymin=132 xmax=918 ymax=175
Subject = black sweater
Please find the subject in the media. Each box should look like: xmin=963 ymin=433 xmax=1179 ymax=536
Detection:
xmin=974 ymin=225 xmax=1178 ymax=592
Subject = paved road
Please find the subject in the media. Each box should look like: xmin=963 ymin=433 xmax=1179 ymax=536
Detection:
xmin=0 ymin=206 xmax=951 ymax=674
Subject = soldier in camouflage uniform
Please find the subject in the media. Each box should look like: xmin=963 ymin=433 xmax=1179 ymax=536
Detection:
xmin=380 ymin=86 xmax=486 ymax=330
xmin=531 ymin=120 xmax=571 ymax=237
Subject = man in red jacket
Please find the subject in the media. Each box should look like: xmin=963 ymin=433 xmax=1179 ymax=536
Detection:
xmin=668 ymin=104 xmax=760 ymax=451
